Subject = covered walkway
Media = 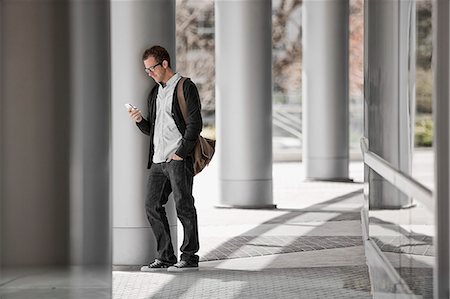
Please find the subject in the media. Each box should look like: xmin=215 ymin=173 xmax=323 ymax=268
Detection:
xmin=113 ymin=160 xmax=372 ymax=298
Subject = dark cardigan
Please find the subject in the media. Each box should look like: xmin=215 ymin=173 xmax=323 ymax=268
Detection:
xmin=136 ymin=78 xmax=203 ymax=169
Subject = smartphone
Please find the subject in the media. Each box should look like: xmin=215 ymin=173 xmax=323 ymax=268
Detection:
xmin=124 ymin=103 xmax=137 ymax=110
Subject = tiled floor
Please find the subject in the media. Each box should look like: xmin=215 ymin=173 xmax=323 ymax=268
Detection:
xmin=111 ymin=161 xmax=372 ymax=298
xmin=0 ymin=266 xmax=111 ymax=299
xmin=0 ymin=161 xmax=373 ymax=299
xmin=113 ymin=266 xmax=372 ymax=299
xmin=200 ymin=235 xmax=364 ymax=261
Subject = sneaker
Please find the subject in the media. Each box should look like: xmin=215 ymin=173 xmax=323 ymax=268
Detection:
xmin=167 ymin=260 xmax=199 ymax=272
xmin=140 ymin=259 xmax=174 ymax=272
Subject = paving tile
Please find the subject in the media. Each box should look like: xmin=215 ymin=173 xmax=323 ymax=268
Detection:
xmin=199 ymin=236 xmax=363 ymax=261
xmin=112 ymin=162 xmax=371 ymax=298
xmin=113 ymin=266 xmax=372 ymax=299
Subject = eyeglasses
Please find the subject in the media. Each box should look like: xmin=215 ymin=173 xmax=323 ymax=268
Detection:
xmin=144 ymin=62 xmax=162 ymax=74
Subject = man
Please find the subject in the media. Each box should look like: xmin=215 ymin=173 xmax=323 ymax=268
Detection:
xmin=128 ymin=45 xmax=202 ymax=272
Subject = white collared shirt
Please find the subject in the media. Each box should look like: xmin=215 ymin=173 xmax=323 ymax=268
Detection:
xmin=152 ymin=73 xmax=183 ymax=163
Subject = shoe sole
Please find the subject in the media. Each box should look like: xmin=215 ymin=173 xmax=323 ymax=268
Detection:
xmin=167 ymin=266 xmax=199 ymax=272
xmin=140 ymin=266 xmax=171 ymax=272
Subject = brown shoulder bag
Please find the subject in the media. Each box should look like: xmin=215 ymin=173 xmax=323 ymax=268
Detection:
xmin=177 ymin=77 xmax=216 ymax=175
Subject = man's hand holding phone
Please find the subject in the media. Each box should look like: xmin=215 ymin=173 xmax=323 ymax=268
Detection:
xmin=125 ymin=103 xmax=143 ymax=123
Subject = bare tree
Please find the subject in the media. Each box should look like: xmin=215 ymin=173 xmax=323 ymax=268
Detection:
xmin=176 ymin=0 xmax=215 ymax=111
xmin=272 ymin=0 xmax=302 ymax=94
xmin=176 ymin=0 xmax=364 ymax=108
xmin=349 ymin=0 xmax=363 ymax=98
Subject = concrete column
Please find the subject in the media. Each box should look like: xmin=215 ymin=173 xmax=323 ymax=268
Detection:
xmin=433 ymin=0 xmax=450 ymax=296
xmin=111 ymin=0 xmax=177 ymax=265
xmin=69 ymin=0 xmax=111 ymax=266
xmin=365 ymin=0 xmax=415 ymax=209
xmin=215 ymin=0 xmax=274 ymax=208
xmin=302 ymin=0 xmax=350 ymax=181
xmin=1 ymin=0 xmax=70 ymax=267
xmin=0 ymin=0 xmax=111 ymax=272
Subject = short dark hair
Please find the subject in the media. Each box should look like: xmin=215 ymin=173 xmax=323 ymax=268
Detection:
xmin=142 ymin=45 xmax=171 ymax=68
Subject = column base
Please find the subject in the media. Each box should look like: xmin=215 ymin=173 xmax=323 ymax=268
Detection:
xmin=215 ymin=204 xmax=277 ymax=210
xmin=304 ymin=177 xmax=354 ymax=183
xmin=305 ymin=157 xmax=349 ymax=180
xmin=219 ymin=179 xmax=273 ymax=208
xmin=113 ymin=226 xmax=177 ymax=266
xmin=369 ymin=175 xmax=413 ymax=209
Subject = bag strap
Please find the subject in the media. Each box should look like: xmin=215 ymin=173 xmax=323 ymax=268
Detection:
xmin=176 ymin=77 xmax=189 ymax=124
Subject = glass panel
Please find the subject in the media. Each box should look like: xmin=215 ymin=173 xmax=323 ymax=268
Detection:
xmin=349 ymin=0 xmax=364 ymax=160
xmin=176 ymin=0 xmax=215 ymax=138
xmin=369 ymin=186 xmax=434 ymax=297
xmin=272 ymin=0 xmax=302 ymax=161
xmin=366 ymin=0 xmax=435 ymax=297
xmin=271 ymin=0 xmax=364 ymax=162
xmin=412 ymin=0 xmax=434 ymax=190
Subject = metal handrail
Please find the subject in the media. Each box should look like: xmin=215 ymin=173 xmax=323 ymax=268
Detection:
xmin=360 ymin=137 xmax=433 ymax=211
xmin=272 ymin=118 xmax=302 ymax=139
xmin=274 ymin=110 xmax=302 ymax=127
xmin=272 ymin=108 xmax=302 ymax=139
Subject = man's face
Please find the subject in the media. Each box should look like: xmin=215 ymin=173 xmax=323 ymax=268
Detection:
xmin=143 ymin=56 xmax=164 ymax=83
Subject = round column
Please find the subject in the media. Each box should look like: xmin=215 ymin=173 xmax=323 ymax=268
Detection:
xmin=302 ymin=0 xmax=350 ymax=180
xmin=365 ymin=0 xmax=414 ymax=209
xmin=111 ymin=0 xmax=177 ymax=265
xmin=69 ymin=0 xmax=111 ymax=266
xmin=0 ymin=0 xmax=111 ymax=270
xmin=215 ymin=0 xmax=274 ymax=208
